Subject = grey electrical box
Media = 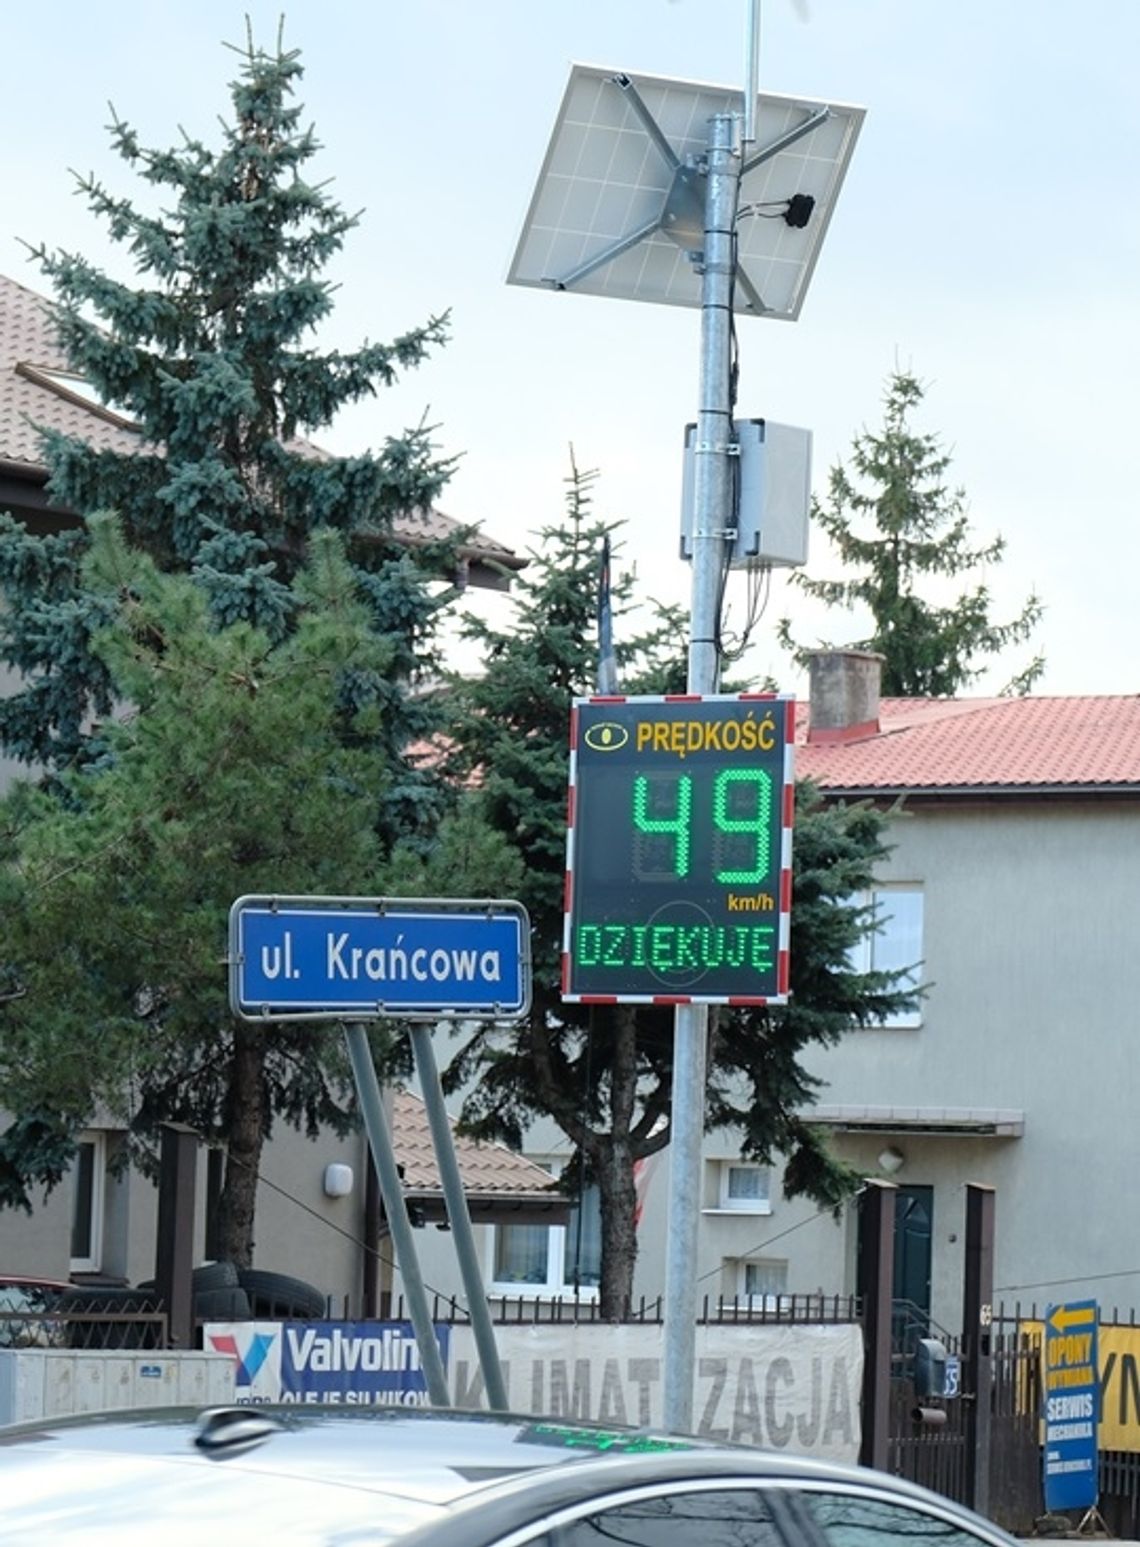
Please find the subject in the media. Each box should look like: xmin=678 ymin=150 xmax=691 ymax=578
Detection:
xmin=680 ymin=418 xmax=812 ymax=568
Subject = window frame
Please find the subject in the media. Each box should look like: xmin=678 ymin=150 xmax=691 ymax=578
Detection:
xmin=69 ymin=1130 xmax=107 ymax=1273
xmin=850 ymin=884 xmax=925 ymax=1028
xmin=793 ymin=1481 xmax=1013 ymax=1547
xmin=704 ymin=1160 xmax=772 ymax=1216
xmin=739 ymin=1256 xmax=789 ymax=1308
xmin=488 ymin=1158 xmax=601 ymax=1300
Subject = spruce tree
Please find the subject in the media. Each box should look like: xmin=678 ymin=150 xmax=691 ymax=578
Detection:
xmin=0 ymin=29 xmax=489 ymax=1253
xmin=0 ymin=25 xmax=457 ymax=838
xmin=779 ymin=369 xmax=1044 ymax=696
xmin=444 ymin=460 xmax=916 ymax=1313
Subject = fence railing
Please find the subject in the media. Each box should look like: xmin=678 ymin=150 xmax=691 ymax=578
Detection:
xmin=4 ymin=1280 xmax=861 ymax=1353
xmin=0 ymin=1289 xmax=167 ymax=1353
xmin=375 ymin=1290 xmax=861 ymax=1327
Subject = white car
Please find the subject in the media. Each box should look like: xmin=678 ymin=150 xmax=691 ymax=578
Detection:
xmin=0 ymin=1403 xmax=1020 ymax=1547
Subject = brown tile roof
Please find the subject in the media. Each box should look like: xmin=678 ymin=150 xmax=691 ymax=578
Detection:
xmin=0 ymin=272 xmax=523 ymax=579
xmin=0 ymin=273 xmax=141 ymax=469
xmin=391 ymin=1089 xmax=560 ymax=1205
xmin=797 ymin=695 xmax=1140 ymax=794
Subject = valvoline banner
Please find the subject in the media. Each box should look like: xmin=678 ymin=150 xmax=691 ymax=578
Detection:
xmin=205 ymin=1320 xmax=450 ymax=1406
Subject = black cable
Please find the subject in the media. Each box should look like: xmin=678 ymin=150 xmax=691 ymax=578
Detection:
xmin=712 ymin=227 xmax=742 ymax=675
xmin=694 ymin=1186 xmax=870 ymax=1288
xmin=215 ymin=1138 xmax=465 ymax=1311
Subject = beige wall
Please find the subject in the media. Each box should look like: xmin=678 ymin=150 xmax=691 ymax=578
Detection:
xmin=0 ymin=1118 xmax=369 ymax=1304
xmin=788 ymin=798 xmax=1140 ymax=1327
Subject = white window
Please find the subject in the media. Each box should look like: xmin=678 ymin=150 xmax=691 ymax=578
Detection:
xmin=709 ymin=1161 xmax=771 ymax=1214
xmin=69 ymin=1131 xmax=106 ymax=1272
xmin=851 ymin=886 xmax=924 ymax=1027
xmin=490 ymin=1160 xmax=601 ymax=1298
xmin=741 ymin=1257 xmax=788 ymax=1303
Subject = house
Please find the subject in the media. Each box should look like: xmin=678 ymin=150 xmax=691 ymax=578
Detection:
xmin=0 ymin=1091 xmax=566 ymax=1312
xmin=456 ymin=649 xmax=1140 ymax=1334
xmin=778 ymin=648 xmax=1140 ymax=1331
xmin=0 ymin=271 xmax=526 ymax=591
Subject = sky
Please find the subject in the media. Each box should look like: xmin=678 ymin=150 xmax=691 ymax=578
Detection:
xmin=4 ymin=1 xmax=1137 ymax=696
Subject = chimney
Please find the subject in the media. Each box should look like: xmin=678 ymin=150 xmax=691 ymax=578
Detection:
xmin=807 ymin=649 xmax=883 ymax=743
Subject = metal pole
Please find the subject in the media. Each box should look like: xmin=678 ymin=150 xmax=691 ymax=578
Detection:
xmin=342 ymin=1020 xmax=451 ymax=1408
xmin=662 ymin=111 xmax=741 ymax=1434
xmin=408 ymin=1025 xmax=510 ymax=1412
xmin=744 ymin=0 xmax=761 ymax=145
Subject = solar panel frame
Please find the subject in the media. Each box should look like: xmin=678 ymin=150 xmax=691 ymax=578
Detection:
xmin=507 ymin=63 xmax=865 ymax=321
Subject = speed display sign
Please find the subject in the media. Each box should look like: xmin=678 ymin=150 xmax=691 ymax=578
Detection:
xmin=562 ymin=695 xmax=795 ymax=1004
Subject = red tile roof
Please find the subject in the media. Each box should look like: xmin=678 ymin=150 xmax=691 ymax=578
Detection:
xmin=0 ymin=272 xmax=523 ymax=578
xmin=796 ymin=696 xmax=1140 ymax=794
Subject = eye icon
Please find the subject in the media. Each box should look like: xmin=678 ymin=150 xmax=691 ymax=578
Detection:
xmin=584 ymin=722 xmax=629 ymax=753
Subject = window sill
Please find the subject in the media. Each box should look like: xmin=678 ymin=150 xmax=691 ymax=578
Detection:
xmin=489 ymin=1287 xmax=601 ymax=1301
xmin=702 ymin=1206 xmax=773 ymax=1218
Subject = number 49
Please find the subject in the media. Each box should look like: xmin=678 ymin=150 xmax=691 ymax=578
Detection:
xmin=633 ymin=769 xmax=773 ymax=884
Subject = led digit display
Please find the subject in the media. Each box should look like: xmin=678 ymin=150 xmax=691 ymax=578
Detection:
xmin=563 ymin=695 xmax=795 ymax=1004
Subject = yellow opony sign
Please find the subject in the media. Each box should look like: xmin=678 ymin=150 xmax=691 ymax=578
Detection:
xmin=1023 ymin=1319 xmax=1140 ymax=1453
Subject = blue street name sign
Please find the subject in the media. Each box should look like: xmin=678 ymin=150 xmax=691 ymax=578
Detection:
xmin=1043 ymin=1298 xmax=1099 ymax=1513
xmin=229 ymin=896 xmax=531 ymax=1022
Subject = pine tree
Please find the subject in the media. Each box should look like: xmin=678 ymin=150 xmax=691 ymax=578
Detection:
xmin=0 ymin=522 xmax=512 ymax=1254
xmin=443 ymin=460 xmax=916 ymax=1314
xmin=779 ymin=370 xmax=1044 ymax=696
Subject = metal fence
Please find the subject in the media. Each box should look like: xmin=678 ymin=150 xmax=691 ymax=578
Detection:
xmin=0 ymin=1288 xmax=167 ymax=1353
xmin=380 ymin=1290 xmax=861 ymax=1328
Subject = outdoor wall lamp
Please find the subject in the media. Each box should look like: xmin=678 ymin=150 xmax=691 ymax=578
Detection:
xmin=323 ymin=1162 xmax=354 ymax=1198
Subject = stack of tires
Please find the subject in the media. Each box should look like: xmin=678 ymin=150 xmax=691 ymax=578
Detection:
xmin=233 ymin=1268 xmax=327 ymax=1321
xmin=189 ymin=1262 xmax=250 ymax=1322
xmin=128 ymin=1264 xmax=328 ymax=1341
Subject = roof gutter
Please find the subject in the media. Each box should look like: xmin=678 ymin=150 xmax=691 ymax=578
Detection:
xmin=816 ymin=784 xmax=1140 ymax=801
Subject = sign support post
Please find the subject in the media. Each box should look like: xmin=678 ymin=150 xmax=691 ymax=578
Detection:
xmin=408 ymin=1025 xmax=509 ymax=1411
xmin=663 ymin=111 xmax=742 ymax=1435
xmin=508 ymin=40 xmax=864 ymax=1442
xmin=342 ymin=1020 xmax=451 ymax=1409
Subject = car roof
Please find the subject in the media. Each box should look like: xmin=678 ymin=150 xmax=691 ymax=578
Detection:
xmin=0 ymin=1404 xmax=1017 ymax=1547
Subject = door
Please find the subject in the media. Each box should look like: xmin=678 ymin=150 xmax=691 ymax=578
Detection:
xmin=893 ymin=1183 xmax=933 ymax=1339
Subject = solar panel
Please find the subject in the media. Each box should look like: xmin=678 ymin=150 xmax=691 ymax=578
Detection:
xmin=507 ymin=63 xmax=864 ymax=321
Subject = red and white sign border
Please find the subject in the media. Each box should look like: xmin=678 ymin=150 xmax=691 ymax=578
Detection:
xmin=562 ymin=691 xmax=795 ymax=1007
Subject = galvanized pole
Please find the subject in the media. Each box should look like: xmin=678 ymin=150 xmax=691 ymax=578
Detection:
xmin=743 ymin=0 xmax=761 ymax=145
xmin=408 ymin=1025 xmax=510 ymax=1411
xmin=661 ymin=111 xmax=742 ymax=1434
xmin=342 ymin=1020 xmax=451 ymax=1408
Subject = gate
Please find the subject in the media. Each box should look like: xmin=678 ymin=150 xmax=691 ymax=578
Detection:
xmin=988 ymin=1326 xmax=1043 ymax=1531
xmin=887 ymin=1302 xmax=968 ymax=1505
xmin=888 ymin=1374 xmax=969 ymax=1503
xmin=886 ymin=1307 xmax=1045 ymax=1534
